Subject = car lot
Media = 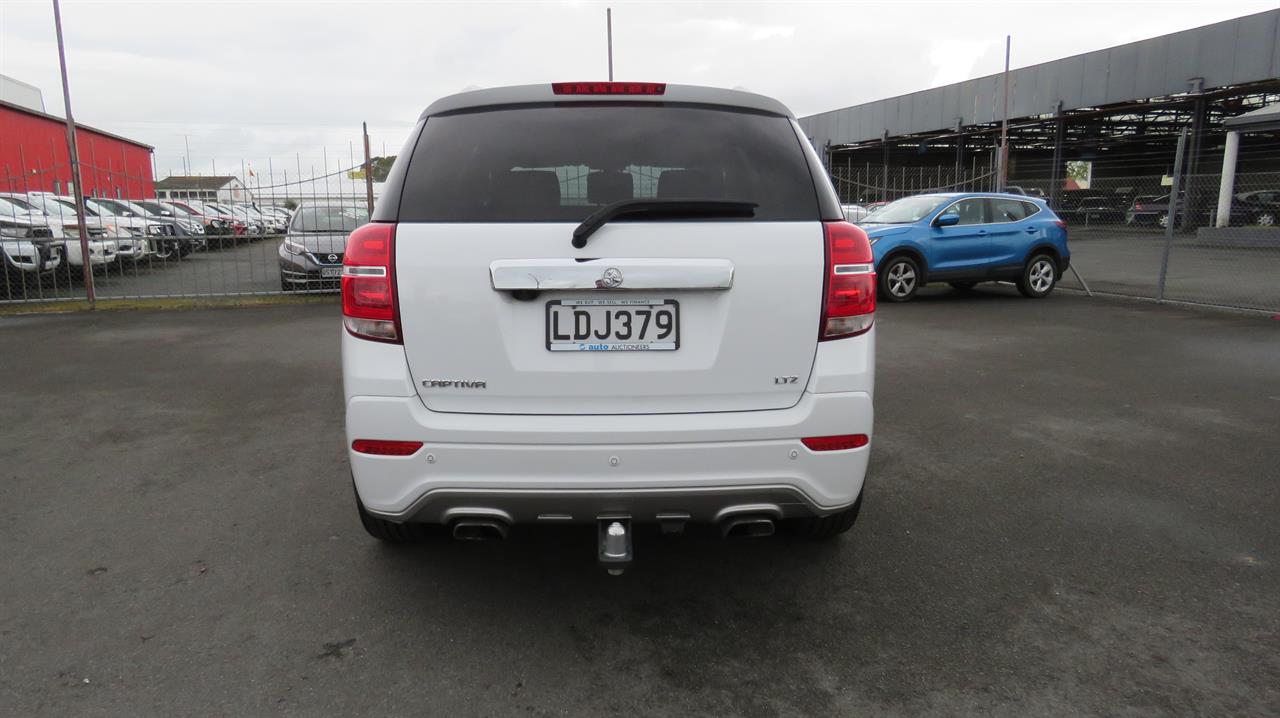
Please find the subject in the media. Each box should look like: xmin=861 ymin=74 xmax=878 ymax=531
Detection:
xmin=1 ymin=293 xmax=1276 ymax=715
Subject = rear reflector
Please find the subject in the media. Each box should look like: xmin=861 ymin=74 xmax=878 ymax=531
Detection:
xmin=820 ymin=221 xmax=876 ymax=340
xmin=342 ymin=222 xmax=400 ymax=343
xmin=352 ymin=439 xmax=423 ymax=456
xmin=552 ymin=82 xmax=666 ymax=95
xmin=801 ymin=434 xmax=869 ymax=452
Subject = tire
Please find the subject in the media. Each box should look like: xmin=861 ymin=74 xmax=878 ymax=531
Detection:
xmin=355 ymin=486 xmax=434 ymax=542
xmin=1017 ymin=253 xmax=1058 ymax=298
xmin=948 ymin=281 xmax=978 ymax=291
xmin=878 ymin=255 xmax=920 ymax=302
xmin=784 ymin=493 xmax=863 ymax=540
xmin=1157 ymin=213 xmax=1169 ymax=230
xmin=1256 ymin=212 xmax=1276 ymax=228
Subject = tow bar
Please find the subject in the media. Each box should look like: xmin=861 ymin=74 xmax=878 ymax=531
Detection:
xmin=598 ymin=518 xmax=632 ymax=575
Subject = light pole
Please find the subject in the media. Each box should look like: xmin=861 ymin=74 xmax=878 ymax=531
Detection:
xmin=52 ymin=0 xmax=94 ymax=306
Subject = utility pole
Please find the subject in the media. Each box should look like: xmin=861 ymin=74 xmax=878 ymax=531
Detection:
xmin=52 ymin=0 xmax=94 ymax=307
xmin=606 ymin=8 xmax=614 ymax=81
xmin=998 ymin=35 xmax=1011 ymax=191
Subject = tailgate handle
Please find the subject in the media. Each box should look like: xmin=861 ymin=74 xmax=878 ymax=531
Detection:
xmin=490 ymin=258 xmax=734 ymax=291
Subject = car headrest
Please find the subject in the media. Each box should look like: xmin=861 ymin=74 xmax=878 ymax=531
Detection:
xmin=587 ymin=171 xmax=633 ymax=205
xmin=498 ymin=170 xmax=561 ymax=212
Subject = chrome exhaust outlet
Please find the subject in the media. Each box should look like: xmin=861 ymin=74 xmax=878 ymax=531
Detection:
xmin=721 ymin=516 xmax=776 ymax=538
xmin=451 ymin=519 xmax=509 ymax=541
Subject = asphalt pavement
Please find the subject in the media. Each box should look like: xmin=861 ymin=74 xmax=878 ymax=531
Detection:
xmin=1 ymin=290 xmax=1277 ymax=716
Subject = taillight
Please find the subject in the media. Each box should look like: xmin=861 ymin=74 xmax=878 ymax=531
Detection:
xmin=551 ymin=81 xmax=666 ymax=95
xmin=1054 ymin=219 xmax=1067 ymax=230
xmin=342 ymin=222 xmax=400 ymax=343
xmin=801 ymin=434 xmax=869 ymax=451
xmin=351 ymin=439 xmax=422 ymax=456
xmin=820 ymin=221 xmax=876 ymax=340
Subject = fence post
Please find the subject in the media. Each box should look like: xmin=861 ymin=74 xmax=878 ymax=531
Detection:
xmin=1156 ymin=128 xmax=1188 ymax=303
xmin=362 ymin=122 xmax=375 ymax=214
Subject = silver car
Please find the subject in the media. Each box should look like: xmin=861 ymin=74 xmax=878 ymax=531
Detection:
xmin=277 ymin=203 xmax=368 ymax=291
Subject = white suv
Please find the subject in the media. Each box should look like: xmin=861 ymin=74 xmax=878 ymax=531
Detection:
xmin=343 ymin=82 xmax=876 ymax=568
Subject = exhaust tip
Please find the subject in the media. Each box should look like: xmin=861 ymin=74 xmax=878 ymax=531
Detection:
xmin=721 ymin=516 xmax=776 ymax=538
xmin=451 ymin=519 xmax=509 ymax=541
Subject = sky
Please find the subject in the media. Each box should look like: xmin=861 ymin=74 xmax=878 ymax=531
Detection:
xmin=1 ymin=0 xmax=1275 ymax=181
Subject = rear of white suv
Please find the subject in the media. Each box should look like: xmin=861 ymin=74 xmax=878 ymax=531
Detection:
xmin=343 ymin=82 xmax=875 ymax=566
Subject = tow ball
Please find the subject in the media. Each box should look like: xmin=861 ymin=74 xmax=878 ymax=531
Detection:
xmin=597 ymin=518 xmax=632 ymax=575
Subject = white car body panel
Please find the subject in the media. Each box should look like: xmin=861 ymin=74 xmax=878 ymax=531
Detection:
xmin=395 ymin=222 xmax=824 ymax=415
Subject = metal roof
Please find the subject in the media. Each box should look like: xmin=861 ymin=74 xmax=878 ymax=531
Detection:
xmin=799 ymin=9 xmax=1280 ymax=147
xmin=154 ymin=176 xmax=238 ymax=190
xmin=1224 ymin=101 xmax=1280 ymax=132
xmin=420 ymin=83 xmax=795 ymax=119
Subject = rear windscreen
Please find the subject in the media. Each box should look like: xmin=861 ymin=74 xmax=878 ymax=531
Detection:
xmin=396 ymin=104 xmax=820 ymax=222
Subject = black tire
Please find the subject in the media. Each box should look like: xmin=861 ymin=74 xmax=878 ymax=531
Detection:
xmin=1017 ymin=253 xmax=1058 ymax=298
xmin=355 ymin=487 xmax=434 ymax=542
xmin=784 ymin=493 xmax=863 ymax=540
xmin=878 ymin=255 xmax=920 ymax=302
xmin=948 ymin=281 xmax=978 ymax=291
xmin=1256 ymin=212 xmax=1276 ymax=228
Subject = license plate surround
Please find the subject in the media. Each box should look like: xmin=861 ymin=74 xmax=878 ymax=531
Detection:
xmin=545 ymin=298 xmax=680 ymax=352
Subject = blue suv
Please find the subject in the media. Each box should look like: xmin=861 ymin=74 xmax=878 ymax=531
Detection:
xmin=859 ymin=193 xmax=1070 ymax=302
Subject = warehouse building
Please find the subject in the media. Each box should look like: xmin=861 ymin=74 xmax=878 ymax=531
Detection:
xmin=798 ymin=9 xmax=1280 ymax=216
xmin=0 ymin=77 xmax=155 ymax=200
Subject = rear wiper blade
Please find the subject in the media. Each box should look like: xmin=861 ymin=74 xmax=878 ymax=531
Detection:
xmin=572 ymin=199 xmax=757 ymax=248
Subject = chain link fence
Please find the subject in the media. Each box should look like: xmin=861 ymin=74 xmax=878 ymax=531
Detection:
xmin=1 ymin=153 xmax=379 ymax=304
xmin=827 ymin=136 xmax=1280 ymax=314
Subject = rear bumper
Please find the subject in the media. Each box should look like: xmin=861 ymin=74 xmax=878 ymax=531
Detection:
xmin=347 ymin=390 xmax=872 ymax=523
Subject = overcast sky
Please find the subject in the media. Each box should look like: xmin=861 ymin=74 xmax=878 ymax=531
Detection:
xmin=2 ymin=0 xmax=1274 ymax=180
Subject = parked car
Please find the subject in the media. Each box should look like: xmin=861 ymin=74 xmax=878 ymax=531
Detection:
xmin=841 ymin=203 xmax=870 ymax=223
xmin=165 ymin=200 xmax=238 ymax=239
xmin=1004 ymin=186 xmax=1045 ymax=198
xmin=343 ymin=82 xmax=876 ymax=569
xmin=1057 ymin=192 xmax=1126 ymax=224
xmin=859 ymin=192 xmax=1070 ymax=302
xmin=241 ymin=204 xmax=288 ymax=234
xmin=21 ymin=194 xmax=152 ymax=263
xmin=91 ymin=198 xmax=192 ymax=259
xmin=1 ymin=218 xmax=64 ymax=292
xmin=1233 ymin=190 xmax=1280 ymax=227
xmin=0 ymin=195 xmax=117 ymax=270
xmin=1126 ymin=193 xmax=1180 ymax=228
xmin=278 ymin=203 xmax=367 ymax=291
xmin=132 ymin=200 xmax=209 ymax=252
xmin=217 ymin=204 xmax=265 ymax=235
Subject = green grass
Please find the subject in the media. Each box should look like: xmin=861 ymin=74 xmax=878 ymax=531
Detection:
xmin=0 ymin=293 xmax=337 ymax=316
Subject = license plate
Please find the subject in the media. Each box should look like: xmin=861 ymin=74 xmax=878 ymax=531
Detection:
xmin=546 ymin=299 xmax=679 ymax=352
xmin=321 ymin=266 xmax=342 ymax=278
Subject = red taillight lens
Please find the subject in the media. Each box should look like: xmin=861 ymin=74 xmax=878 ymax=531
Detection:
xmin=801 ymin=434 xmax=869 ymax=451
xmin=551 ymin=81 xmax=666 ymax=95
xmin=342 ymin=222 xmax=400 ymax=343
xmin=820 ymin=221 xmax=876 ymax=341
xmin=351 ymin=439 xmax=422 ymax=456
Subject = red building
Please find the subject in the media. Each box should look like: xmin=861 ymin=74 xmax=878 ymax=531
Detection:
xmin=0 ymin=99 xmax=155 ymax=200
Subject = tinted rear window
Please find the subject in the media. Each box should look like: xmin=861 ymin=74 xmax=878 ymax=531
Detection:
xmin=396 ymin=104 xmax=820 ymax=222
